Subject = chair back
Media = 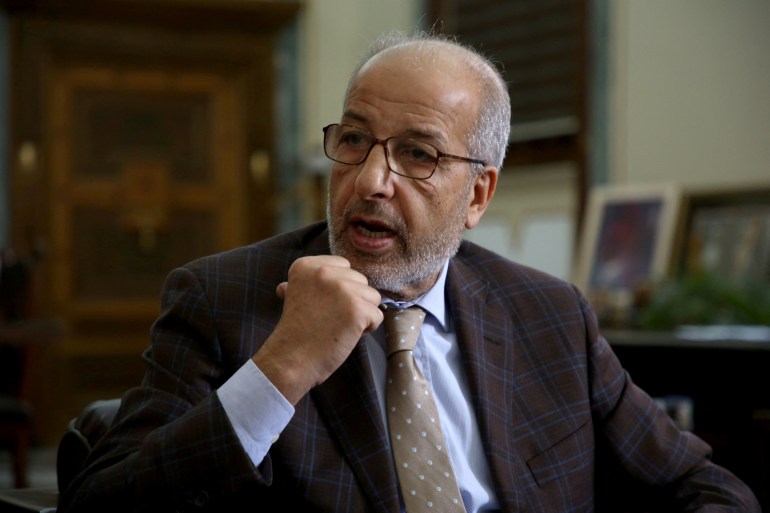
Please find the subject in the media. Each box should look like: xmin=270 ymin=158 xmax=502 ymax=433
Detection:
xmin=56 ymin=398 xmax=121 ymax=493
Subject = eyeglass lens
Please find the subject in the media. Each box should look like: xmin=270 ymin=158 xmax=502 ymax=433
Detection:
xmin=324 ymin=124 xmax=438 ymax=179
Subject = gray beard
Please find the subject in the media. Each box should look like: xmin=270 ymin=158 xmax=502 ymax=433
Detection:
xmin=326 ymin=179 xmax=473 ymax=296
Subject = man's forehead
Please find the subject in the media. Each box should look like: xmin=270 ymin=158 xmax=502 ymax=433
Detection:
xmin=359 ymin=43 xmax=468 ymax=77
xmin=347 ymin=46 xmax=477 ymax=112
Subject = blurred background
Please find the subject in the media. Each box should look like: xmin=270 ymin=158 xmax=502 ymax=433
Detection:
xmin=0 ymin=0 xmax=768 ymax=506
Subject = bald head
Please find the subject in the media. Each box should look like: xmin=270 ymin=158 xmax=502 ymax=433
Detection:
xmin=346 ymin=32 xmax=511 ymax=171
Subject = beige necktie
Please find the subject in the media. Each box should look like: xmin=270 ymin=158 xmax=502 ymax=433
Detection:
xmin=384 ymin=305 xmax=465 ymax=512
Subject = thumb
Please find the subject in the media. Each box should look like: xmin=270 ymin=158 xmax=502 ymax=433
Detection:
xmin=276 ymin=281 xmax=288 ymax=300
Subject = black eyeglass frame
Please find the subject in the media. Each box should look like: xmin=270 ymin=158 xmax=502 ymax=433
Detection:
xmin=322 ymin=123 xmax=487 ymax=180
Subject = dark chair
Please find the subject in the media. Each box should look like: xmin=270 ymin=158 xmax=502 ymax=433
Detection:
xmin=0 ymin=248 xmax=44 ymax=489
xmin=753 ymin=409 xmax=770 ymax=510
xmin=0 ymin=395 xmax=33 ymax=489
xmin=0 ymin=398 xmax=121 ymax=513
xmin=56 ymin=399 xmax=121 ymax=494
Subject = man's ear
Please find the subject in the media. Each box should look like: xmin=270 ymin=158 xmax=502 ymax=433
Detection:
xmin=465 ymin=166 xmax=498 ymax=229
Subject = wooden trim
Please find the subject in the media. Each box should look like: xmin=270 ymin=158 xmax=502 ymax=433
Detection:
xmin=0 ymin=0 xmax=303 ymax=32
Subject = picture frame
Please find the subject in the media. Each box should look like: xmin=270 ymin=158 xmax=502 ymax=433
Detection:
xmin=672 ymin=183 xmax=770 ymax=284
xmin=573 ymin=184 xmax=682 ymax=317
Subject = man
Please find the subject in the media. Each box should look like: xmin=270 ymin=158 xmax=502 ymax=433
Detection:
xmin=60 ymin=31 xmax=759 ymax=512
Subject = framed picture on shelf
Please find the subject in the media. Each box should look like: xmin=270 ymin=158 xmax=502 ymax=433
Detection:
xmin=673 ymin=184 xmax=770 ymax=285
xmin=573 ymin=184 xmax=682 ymax=324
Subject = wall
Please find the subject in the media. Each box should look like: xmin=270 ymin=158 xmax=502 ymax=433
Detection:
xmin=609 ymin=0 xmax=770 ymax=187
xmin=464 ymin=163 xmax=577 ymax=281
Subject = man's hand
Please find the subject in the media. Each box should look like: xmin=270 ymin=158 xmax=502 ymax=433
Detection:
xmin=252 ymin=255 xmax=383 ymax=405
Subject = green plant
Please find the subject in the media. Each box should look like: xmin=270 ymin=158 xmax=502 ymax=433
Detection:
xmin=639 ymin=273 xmax=770 ymax=330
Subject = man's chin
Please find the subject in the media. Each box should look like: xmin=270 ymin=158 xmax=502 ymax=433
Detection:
xmin=337 ymin=250 xmax=405 ymax=289
xmin=345 ymin=252 xmax=395 ymax=279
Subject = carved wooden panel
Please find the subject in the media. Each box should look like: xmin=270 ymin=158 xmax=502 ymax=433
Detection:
xmin=5 ymin=11 xmax=289 ymax=441
xmin=49 ymin=66 xmax=244 ymax=317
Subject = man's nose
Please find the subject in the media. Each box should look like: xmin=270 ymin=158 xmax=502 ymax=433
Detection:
xmin=355 ymin=142 xmax=395 ymax=199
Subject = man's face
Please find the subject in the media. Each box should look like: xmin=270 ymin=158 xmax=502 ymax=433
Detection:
xmin=327 ymin=49 xmax=495 ymax=300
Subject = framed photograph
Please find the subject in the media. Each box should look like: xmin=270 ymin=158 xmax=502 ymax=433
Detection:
xmin=574 ymin=184 xmax=682 ymax=311
xmin=673 ymin=184 xmax=770 ymax=284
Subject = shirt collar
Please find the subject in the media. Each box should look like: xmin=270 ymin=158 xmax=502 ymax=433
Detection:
xmin=381 ymin=260 xmax=449 ymax=331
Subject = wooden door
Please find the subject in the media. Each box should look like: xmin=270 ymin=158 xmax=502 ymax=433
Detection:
xmin=48 ymin=62 xmax=250 ymax=420
xmin=6 ymin=10 xmax=292 ymax=441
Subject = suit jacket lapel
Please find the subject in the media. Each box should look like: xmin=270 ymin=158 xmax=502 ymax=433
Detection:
xmin=311 ymin=342 xmax=401 ymax=513
xmin=447 ymin=258 xmax=524 ymax=511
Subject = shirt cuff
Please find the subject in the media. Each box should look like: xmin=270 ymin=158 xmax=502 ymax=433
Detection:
xmin=217 ymin=359 xmax=294 ymax=467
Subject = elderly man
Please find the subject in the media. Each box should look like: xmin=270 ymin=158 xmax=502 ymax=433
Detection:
xmin=60 ymin=31 xmax=759 ymax=512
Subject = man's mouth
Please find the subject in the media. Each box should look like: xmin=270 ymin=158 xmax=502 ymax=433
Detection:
xmin=354 ymin=220 xmax=395 ymax=239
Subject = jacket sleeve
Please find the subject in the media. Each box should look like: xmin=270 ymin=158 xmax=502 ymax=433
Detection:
xmin=582 ymin=288 xmax=761 ymax=512
xmin=59 ymin=265 xmax=274 ymax=513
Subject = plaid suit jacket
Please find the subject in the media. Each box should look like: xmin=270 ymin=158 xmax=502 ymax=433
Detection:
xmin=60 ymin=221 xmax=759 ymax=512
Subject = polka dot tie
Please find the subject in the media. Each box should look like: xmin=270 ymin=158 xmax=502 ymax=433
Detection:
xmin=384 ymin=306 xmax=465 ymax=512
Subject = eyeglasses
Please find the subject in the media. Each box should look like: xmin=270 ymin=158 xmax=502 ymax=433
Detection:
xmin=322 ymin=123 xmax=486 ymax=180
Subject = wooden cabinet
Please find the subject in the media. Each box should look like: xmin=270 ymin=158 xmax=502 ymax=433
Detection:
xmin=606 ymin=330 xmax=770 ymax=509
xmin=3 ymin=1 xmax=300 ymax=442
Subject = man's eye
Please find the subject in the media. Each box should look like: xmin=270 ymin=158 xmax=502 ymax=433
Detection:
xmin=408 ymin=148 xmax=433 ymax=162
xmin=339 ymin=131 xmax=370 ymax=147
xmin=397 ymin=141 xmax=435 ymax=163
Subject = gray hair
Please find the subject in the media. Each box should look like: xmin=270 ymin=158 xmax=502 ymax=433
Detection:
xmin=346 ymin=30 xmax=511 ymax=171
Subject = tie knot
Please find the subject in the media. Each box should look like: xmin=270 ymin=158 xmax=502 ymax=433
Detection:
xmin=384 ymin=306 xmax=426 ymax=356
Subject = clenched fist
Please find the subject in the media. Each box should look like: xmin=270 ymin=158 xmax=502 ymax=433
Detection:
xmin=253 ymin=255 xmax=383 ymax=405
